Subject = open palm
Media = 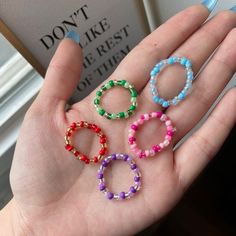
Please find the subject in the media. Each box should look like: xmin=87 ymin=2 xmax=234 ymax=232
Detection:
xmin=8 ymin=5 xmax=236 ymax=236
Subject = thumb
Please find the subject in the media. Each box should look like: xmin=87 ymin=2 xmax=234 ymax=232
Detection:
xmin=38 ymin=31 xmax=82 ymax=109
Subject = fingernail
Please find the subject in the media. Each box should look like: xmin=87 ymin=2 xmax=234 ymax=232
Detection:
xmin=230 ymin=6 xmax=236 ymax=13
xmin=65 ymin=30 xmax=80 ymax=43
xmin=201 ymin=0 xmax=218 ymax=12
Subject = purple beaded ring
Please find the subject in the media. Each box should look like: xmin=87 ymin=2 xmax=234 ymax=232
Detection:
xmin=98 ymin=154 xmax=141 ymax=200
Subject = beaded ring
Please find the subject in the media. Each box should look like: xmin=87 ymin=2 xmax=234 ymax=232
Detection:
xmin=94 ymin=80 xmax=138 ymax=120
xmin=98 ymin=154 xmax=141 ymax=200
xmin=150 ymin=56 xmax=194 ymax=108
xmin=128 ymin=111 xmax=176 ymax=158
xmin=64 ymin=121 xmax=107 ymax=164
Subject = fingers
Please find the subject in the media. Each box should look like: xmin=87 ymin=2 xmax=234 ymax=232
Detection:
xmin=102 ymin=4 xmax=210 ymax=93
xmin=173 ymin=11 xmax=236 ymax=73
xmin=170 ymin=24 xmax=236 ymax=143
xmin=141 ymin=9 xmax=236 ymax=109
xmin=174 ymin=88 xmax=236 ymax=190
xmin=38 ymin=38 xmax=83 ymax=108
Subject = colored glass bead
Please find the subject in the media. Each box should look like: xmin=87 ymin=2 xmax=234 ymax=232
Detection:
xmin=119 ymin=192 xmax=126 ymax=199
xmin=96 ymin=91 xmax=102 ymax=96
xmin=121 ymin=80 xmax=126 ymax=86
xmin=106 ymin=113 xmax=112 ymax=120
xmin=101 ymin=85 xmax=107 ymax=91
xmin=65 ymin=144 xmax=73 ymax=151
xmin=153 ymin=95 xmax=159 ymax=103
xmin=162 ymin=101 xmax=169 ymax=108
xmin=181 ymin=57 xmax=188 ymax=66
xmin=98 ymin=108 xmax=105 ymax=116
xmin=111 ymin=154 xmax=117 ymax=160
xmin=118 ymin=112 xmax=125 ymax=118
xmin=109 ymin=80 xmax=115 ymax=87
xmin=134 ymin=176 xmax=140 ymax=182
xmin=94 ymin=98 xmax=100 ymax=105
xmin=130 ymin=89 xmax=137 ymax=97
xmin=99 ymin=183 xmax=106 ymax=191
xmin=168 ymin=57 xmax=174 ymax=64
xmin=130 ymin=186 xmax=136 ymax=193
xmin=129 ymin=105 xmax=136 ymax=111
xmin=107 ymin=192 xmax=114 ymax=200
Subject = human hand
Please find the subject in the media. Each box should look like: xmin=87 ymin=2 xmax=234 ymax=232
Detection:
xmin=1 ymin=3 xmax=236 ymax=236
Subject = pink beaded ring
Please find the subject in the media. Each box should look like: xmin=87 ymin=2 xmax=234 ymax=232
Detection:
xmin=128 ymin=111 xmax=176 ymax=158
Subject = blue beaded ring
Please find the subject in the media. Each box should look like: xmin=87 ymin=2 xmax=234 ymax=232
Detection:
xmin=98 ymin=154 xmax=141 ymax=200
xmin=149 ymin=56 xmax=194 ymax=108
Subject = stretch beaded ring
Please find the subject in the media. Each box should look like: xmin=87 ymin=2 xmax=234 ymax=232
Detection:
xmin=98 ymin=153 xmax=141 ymax=200
xmin=128 ymin=111 xmax=176 ymax=158
xmin=150 ymin=56 xmax=194 ymax=108
xmin=64 ymin=121 xmax=107 ymax=164
xmin=94 ymin=80 xmax=138 ymax=120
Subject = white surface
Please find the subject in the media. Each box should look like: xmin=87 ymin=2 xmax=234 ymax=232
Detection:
xmin=0 ymin=34 xmax=16 ymax=67
xmin=146 ymin=0 xmax=236 ymax=26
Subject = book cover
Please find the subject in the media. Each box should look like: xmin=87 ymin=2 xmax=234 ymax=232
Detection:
xmin=0 ymin=0 xmax=149 ymax=101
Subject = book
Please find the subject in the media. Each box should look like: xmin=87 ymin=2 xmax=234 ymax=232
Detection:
xmin=0 ymin=0 xmax=149 ymax=101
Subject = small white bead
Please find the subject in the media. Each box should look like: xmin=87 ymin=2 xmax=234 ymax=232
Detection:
xmin=160 ymin=114 xmax=167 ymax=121
xmin=135 ymin=182 xmax=141 ymax=190
xmin=166 ymin=120 xmax=171 ymax=126
xmin=124 ymin=82 xmax=129 ymax=88
xmin=132 ymin=147 xmax=138 ymax=152
xmin=138 ymin=119 xmax=144 ymax=125
xmin=163 ymin=140 xmax=170 ymax=147
xmin=165 ymin=135 xmax=172 ymax=141
xmin=128 ymin=133 xmax=134 ymax=138
xmin=130 ymin=143 xmax=137 ymax=149
xmin=144 ymin=114 xmax=149 ymax=120
xmin=151 ymin=112 xmax=157 ymax=118
xmin=136 ymin=150 xmax=142 ymax=156
xmin=145 ymin=150 xmax=150 ymax=157
xmin=150 ymin=149 xmax=155 ymax=156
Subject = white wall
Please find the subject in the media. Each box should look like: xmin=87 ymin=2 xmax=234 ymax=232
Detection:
xmin=145 ymin=0 xmax=236 ymax=30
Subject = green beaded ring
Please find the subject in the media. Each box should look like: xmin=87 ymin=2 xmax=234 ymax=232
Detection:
xmin=94 ymin=80 xmax=138 ymax=120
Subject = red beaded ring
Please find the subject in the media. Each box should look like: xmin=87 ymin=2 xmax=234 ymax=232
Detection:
xmin=64 ymin=121 xmax=107 ymax=164
xmin=128 ymin=111 xmax=176 ymax=158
